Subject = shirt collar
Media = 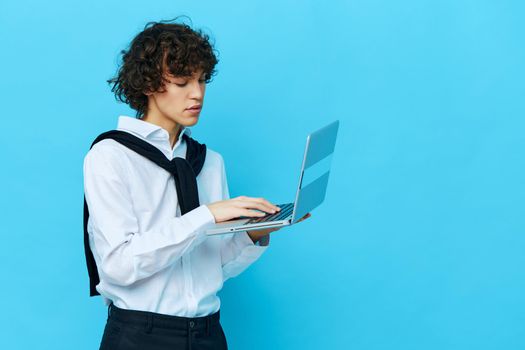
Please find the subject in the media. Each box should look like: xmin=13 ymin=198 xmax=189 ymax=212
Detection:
xmin=116 ymin=115 xmax=192 ymax=140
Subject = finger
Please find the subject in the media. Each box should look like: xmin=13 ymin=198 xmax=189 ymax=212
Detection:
xmin=254 ymin=197 xmax=281 ymax=212
xmin=241 ymin=209 xmax=267 ymax=217
xmin=255 ymin=197 xmax=281 ymax=212
xmin=241 ymin=196 xmax=280 ymax=212
xmin=237 ymin=199 xmax=278 ymax=214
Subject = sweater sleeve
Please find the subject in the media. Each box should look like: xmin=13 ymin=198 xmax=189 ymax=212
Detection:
xmin=83 ymin=145 xmax=215 ymax=287
xmin=217 ymin=154 xmax=269 ymax=282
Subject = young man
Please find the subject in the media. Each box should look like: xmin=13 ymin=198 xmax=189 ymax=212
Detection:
xmin=83 ymin=19 xmax=310 ymax=350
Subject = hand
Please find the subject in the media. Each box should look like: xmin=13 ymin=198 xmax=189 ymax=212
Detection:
xmin=206 ymin=195 xmax=281 ymax=223
xmin=247 ymin=212 xmax=312 ymax=244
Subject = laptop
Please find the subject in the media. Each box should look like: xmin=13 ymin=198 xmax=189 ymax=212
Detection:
xmin=205 ymin=120 xmax=339 ymax=235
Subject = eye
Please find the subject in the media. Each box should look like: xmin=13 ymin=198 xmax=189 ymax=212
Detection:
xmin=171 ymin=77 xmax=206 ymax=87
xmin=175 ymin=80 xmax=206 ymax=87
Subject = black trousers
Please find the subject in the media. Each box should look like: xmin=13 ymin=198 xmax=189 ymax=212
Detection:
xmin=99 ymin=303 xmax=228 ymax=350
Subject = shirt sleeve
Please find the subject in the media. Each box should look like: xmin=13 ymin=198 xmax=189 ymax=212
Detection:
xmin=83 ymin=145 xmax=215 ymax=287
xmin=217 ymin=154 xmax=269 ymax=282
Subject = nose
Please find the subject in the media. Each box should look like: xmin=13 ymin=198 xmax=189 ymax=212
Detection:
xmin=188 ymin=79 xmax=204 ymax=100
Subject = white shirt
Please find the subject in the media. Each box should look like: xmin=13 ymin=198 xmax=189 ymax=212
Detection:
xmin=83 ymin=115 xmax=268 ymax=317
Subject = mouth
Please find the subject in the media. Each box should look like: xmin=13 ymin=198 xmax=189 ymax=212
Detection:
xmin=186 ymin=104 xmax=202 ymax=111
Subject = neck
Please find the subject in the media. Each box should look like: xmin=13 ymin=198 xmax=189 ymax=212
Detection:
xmin=141 ymin=113 xmax=182 ymax=149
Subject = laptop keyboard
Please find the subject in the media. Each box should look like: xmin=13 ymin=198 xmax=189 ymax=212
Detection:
xmin=245 ymin=203 xmax=295 ymax=224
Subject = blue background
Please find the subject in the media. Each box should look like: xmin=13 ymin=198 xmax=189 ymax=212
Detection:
xmin=1 ymin=0 xmax=524 ymax=349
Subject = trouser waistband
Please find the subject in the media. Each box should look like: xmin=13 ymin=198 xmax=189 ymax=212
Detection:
xmin=108 ymin=303 xmax=220 ymax=333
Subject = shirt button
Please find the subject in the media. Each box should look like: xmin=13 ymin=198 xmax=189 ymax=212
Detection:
xmin=189 ymin=321 xmax=195 ymax=328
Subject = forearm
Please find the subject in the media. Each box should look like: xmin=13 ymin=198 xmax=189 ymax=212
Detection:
xmin=93 ymin=205 xmax=214 ymax=286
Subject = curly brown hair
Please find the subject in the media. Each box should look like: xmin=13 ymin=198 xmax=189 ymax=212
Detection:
xmin=107 ymin=17 xmax=219 ymax=118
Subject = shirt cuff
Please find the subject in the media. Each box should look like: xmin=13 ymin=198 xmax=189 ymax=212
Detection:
xmin=185 ymin=203 xmax=215 ymax=224
xmin=256 ymin=234 xmax=270 ymax=247
xmin=173 ymin=204 xmax=216 ymax=249
xmin=180 ymin=205 xmax=216 ymax=236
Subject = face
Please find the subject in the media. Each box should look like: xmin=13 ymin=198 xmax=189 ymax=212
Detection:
xmin=145 ymin=68 xmax=207 ymax=131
